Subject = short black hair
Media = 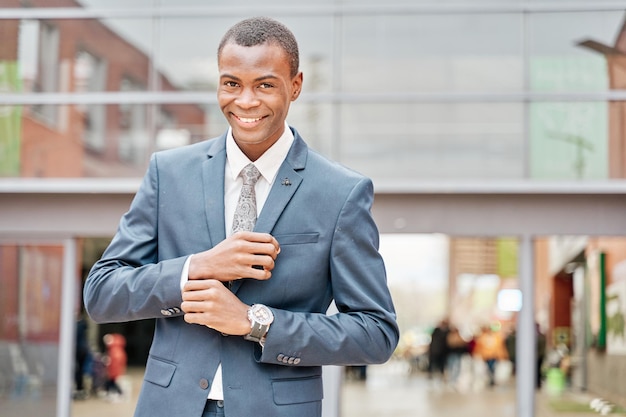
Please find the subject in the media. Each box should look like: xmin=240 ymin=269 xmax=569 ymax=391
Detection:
xmin=218 ymin=16 xmax=300 ymax=77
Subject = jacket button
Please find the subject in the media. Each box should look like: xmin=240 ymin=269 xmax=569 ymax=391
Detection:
xmin=160 ymin=309 xmax=172 ymax=316
xmin=277 ymin=354 xmax=285 ymax=361
xmin=294 ymin=358 xmax=301 ymax=365
xmin=199 ymin=379 xmax=209 ymax=390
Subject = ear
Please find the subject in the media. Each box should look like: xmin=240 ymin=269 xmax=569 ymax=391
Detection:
xmin=291 ymin=72 xmax=303 ymax=101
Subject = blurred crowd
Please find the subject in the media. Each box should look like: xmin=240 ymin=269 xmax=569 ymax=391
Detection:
xmin=396 ymin=318 xmax=550 ymax=392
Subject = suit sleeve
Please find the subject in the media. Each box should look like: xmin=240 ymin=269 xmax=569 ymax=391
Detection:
xmin=83 ymin=154 xmax=186 ymax=323
xmin=258 ymin=177 xmax=400 ymax=366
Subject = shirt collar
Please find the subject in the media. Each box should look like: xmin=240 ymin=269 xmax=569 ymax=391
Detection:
xmin=226 ymin=122 xmax=294 ymax=184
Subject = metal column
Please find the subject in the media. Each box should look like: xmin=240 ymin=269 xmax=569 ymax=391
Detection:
xmin=57 ymin=238 xmax=77 ymax=417
xmin=517 ymin=234 xmax=536 ymax=417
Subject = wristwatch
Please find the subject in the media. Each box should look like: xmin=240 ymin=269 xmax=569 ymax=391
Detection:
xmin=244 ymin=304 xmax=274 ymax=343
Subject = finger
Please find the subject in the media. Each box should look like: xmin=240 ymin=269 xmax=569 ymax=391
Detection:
xmin=233 ymin=237 xmax=279 ymax=257
xmin=228 ymin=250 xmax=276 ymax=272
xmin=181 ymin=300 xmax=212 ymax=313
xmin=183 ymin=280 xmax=208 ymax=293
xmin=183 ymin=312 xmax=208 ymax=325
xmin=258 ymin=241 xmax=281 ymax=258
xmin=267 ymin=235 xmax=281 ymax=253
xmin=234 ymin=231 xmax=272 ymax=242
xmin=246 ymin=265 xmax=273 ymax=281
xmin=251 ymin=253 xmax=276 ymax=271
xmin=183 ymin=279 xmax=222 ymax=293
xmin=181 ymin=289 xmax=211 ymax=303
xmin=250 ymin=269 xmax=272 ymax=280
xmin=235 ymin=231 xmax=280 ymax=251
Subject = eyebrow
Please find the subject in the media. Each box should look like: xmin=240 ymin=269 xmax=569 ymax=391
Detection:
xmin=220 ymin=73 xmax=279 ymax=82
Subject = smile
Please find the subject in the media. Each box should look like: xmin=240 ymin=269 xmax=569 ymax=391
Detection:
xmin=236 ymin=115 xmax=264 ymax=123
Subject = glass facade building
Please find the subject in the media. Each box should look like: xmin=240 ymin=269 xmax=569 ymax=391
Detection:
xmin=2 ymin=2 xmax=626 ymax=417
xmin=2 ymin=1 xmax=626 ymax=181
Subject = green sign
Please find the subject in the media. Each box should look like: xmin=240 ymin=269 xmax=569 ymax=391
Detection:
xmin=496 ymin=238 xmax=518 ymax=279
xmin=0 ymin=60 xmax=22 ymax=176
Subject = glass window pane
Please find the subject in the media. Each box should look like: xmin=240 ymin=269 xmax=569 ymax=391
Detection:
xmin=0 ymin=0 xmax=154 ymax=7
xmin=9 ymin=103 xmax=197 ymax=178
xmin=342 ymin=14 xmax=523 ymax=93
xmin=339 ymin=103 xmax=524 ymax=181
xmin=155 ymin=16 xmax=333 ymax=93
xmin=80 ymin=0 xmax=339 ymax=6
xmin=2 ymin=98 xmax=332 ymax=179
xmin=154 ymin=17 xmax=229 ymax=92
xmin=3 ymin=101 xmax=333 ymax=178
xmin=529 ymin=102 xmax=610 ymax=180
xmin=340 ymin=0 xmax=521 ymax=3
xmin=287 ymin=102 xmax=334 ymax=158
xmin=75 ymin=0 xmax=155 ymax=8
xmin=0 ymin=243 xmax=64 ymax=417
xmin=14 ymin=104 xmax=152 ymax=177
xmin=2 ymin=18 xmax=155 ymax=94
xmin=159 ymin=0 xmax=336 ymax=5
xmin=155 ymin=102 xmax=334 ymax=161
xmin=529 ymin=12 xmax=624 ymax=92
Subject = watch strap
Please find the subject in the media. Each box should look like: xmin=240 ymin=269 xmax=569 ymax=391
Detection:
xmin=244 ymin=321 xmax=269 ymax=343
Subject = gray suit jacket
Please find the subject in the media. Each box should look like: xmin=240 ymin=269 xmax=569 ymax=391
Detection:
xmin=84 ymin=127 xmax=399 ymax=417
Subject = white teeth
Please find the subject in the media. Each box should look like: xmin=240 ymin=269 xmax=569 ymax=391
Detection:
xmin=239 ymin=116 xmax=261 ymax=123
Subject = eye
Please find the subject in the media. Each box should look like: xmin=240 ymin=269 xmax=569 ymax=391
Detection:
xmin=259 ymin=82 xmax=274 ymax=89
xmin=224 ymin=81 xmax=239 ymax=87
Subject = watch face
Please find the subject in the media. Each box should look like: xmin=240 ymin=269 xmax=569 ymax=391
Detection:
xmin=250 ymin=304 xmax=274 ymax=325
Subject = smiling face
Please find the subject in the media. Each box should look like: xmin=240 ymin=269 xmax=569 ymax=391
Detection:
xmin=218 ymin=41 xmax=303 ymax=161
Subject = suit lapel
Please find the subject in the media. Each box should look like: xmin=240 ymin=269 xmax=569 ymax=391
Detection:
xmin=253 ymin=163 xmax=301 ymax=233
xmin=202 ymin=135 xmax=227 ymax=248
xmin=254 ymin=129 xmax=307 ymax=234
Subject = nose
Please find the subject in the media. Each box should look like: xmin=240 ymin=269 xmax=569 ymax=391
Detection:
xmin=235 ymin=87 xmax=260 ymax=109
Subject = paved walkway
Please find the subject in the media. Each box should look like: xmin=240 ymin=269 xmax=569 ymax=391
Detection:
xmin=68 ymin=360 xmax=616 ymax=417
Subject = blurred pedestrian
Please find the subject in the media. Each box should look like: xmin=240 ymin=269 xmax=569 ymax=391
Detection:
xmin=446 ymin=325 xmax=469 ymax=386
xmin=428 ymin=318 xmax=450 ymax=381
xmin=535 ymin=323 xmax=547 ymax=389
xmin=103 ymin=333 xmax=127 ymax=400
xmin=504 ymin=325 xmax=517 ymax=375
xmin=90 ymin=351 xmax=107 ymax=397
xmin=473 ymin=324 xmax=508 ymax=387
xmin=73 ymin=313 xmax=90 ymax=400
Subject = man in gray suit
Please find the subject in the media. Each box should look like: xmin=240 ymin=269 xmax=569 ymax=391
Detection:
xmin=84 ymin=16 xmax=399 ymax=417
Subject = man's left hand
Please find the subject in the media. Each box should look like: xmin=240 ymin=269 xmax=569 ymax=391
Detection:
xmin=181 ymin=279 xmax=251 ymax=335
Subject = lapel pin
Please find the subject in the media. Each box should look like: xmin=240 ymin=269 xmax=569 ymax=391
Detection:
xmin=281 ymin=178 xmax=291 ymax=186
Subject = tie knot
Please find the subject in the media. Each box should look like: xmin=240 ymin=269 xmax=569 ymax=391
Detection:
xmin=241 ymin=163 xmax=261 ymax=186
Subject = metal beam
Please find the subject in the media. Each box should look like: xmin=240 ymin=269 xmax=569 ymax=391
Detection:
xmin=2 ymin=2 xmax=626 ymax=20
xmin=2 ymin=179 xmax=626 ymax=237
xmin=5 ymin=90 xmax=626 ymax=105
xmin=372 ymin=192 xmax=626 ymax=236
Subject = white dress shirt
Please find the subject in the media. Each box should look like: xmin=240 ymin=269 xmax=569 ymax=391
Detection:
xmin=180 ymin=123 xmax=293 ymax=400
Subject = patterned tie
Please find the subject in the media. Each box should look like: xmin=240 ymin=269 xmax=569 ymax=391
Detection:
xmin=231 ymin=163 xmax=262 ymax=233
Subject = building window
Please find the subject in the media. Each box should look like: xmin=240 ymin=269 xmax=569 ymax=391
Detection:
xmin=118 ymin=77 xmax=148 ymax=164
xmin=75 ymin=50 xmax=107 ymax=152
xmin=33 ymin=22 xmax=59 ymax=125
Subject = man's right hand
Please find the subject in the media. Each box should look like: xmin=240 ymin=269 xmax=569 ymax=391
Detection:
xmin=187 ymin=231 xmax=280 ymax=282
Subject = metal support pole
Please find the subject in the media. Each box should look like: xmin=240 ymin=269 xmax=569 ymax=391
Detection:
xmin=517 ymin=234 xmax=536 ymax=417
xmin=322 ymin=302 xmax=342 ymax=417
xmin=57 ymin=238 xmax=77 ymax=417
